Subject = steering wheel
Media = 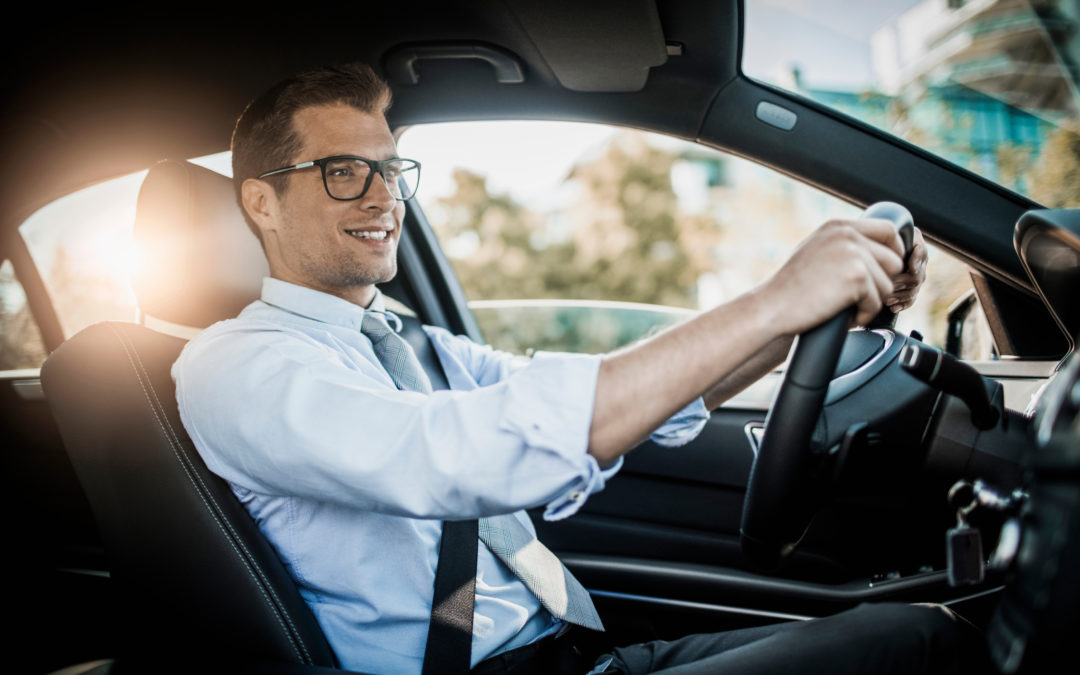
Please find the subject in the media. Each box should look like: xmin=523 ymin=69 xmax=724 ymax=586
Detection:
xmin=740 ymin=202 xmax=915 ymax=569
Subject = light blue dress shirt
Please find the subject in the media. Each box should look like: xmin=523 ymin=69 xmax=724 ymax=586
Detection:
xmin=173 ymin=278 xmax=709 ymax=674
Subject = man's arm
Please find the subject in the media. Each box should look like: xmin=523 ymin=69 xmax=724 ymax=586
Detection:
xmin=697 ymin=225 xmax=928 ymax=412
xmin=587 ymin=217 xmax=909 ymax=465
xmin=701 ymin=334 xmax=792 ymax=411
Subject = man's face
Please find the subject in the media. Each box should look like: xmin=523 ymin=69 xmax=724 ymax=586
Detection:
xmin=259 ymin=103 xmax=405 ymax=306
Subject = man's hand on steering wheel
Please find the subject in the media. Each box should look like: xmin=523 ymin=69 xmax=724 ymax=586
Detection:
xmin=759 ymin=217 xmax=911 ymax=336
xmin=885 ymin=226 xmax=927 ymax=313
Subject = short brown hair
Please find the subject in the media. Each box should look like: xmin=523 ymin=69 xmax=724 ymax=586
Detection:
xmin=230 ymin=63 xmax=393 ymax=244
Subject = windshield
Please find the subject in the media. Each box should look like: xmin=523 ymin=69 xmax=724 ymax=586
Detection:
xmin=743 ymin=0 xmax=1080 ymax=207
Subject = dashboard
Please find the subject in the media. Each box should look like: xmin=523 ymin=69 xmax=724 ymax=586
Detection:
xmin=985 ymin=209 xmax=1080 ymax=673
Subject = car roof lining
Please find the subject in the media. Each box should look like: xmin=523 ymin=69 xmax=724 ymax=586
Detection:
xmin=501 ymin=0 xmax=669 ymax=92
xmin=0 ymin=1 xmax=1039 ymax=296
xmin=0 ymin=2 xmax=738 ymax=218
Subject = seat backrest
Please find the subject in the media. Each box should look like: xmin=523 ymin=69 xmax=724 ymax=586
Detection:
xmin=40 ymin=160 xmax=337 ymax=668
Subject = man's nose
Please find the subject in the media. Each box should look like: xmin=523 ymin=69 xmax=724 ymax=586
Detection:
xmin=373 ymin=169 xmax=403 ymax=204
xmin=362 ymin=171 xmax=397 ymax=209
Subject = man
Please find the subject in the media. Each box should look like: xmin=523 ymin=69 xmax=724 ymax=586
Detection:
xmin=174 ymin=63 xmax=974 ymax=674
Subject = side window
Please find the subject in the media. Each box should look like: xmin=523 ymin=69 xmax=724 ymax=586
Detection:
xmin=0 ymin=260 xmax=49 ymax=370
xmin=19 ymin=172 xmax=145 ymax=340
xmin=17 ymin=153 xmax=232 ymax=344
xmin=400 ymin=121 xmax=989 ymax=357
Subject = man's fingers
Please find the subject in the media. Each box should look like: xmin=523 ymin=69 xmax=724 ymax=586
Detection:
xmin=855 ymin=274 xmax=885 ymax=326
xmin=852 ymin=245 xmax=893 ymax=324
xmin=859 ymin=230 xmax=904 ymax=279
xmin=837 ymin=217 xmax=906 ymax=258
xmin=770 ymin=220 xmax=920 ymax=336
xmin=884 ymin=228 xmax=927 ymax=312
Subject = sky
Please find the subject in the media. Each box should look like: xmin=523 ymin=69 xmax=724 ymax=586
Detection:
xmin=742 ymin=0 xmax=922 ymax=89
xmin=398 ymin=121 xmax=617 ymax=204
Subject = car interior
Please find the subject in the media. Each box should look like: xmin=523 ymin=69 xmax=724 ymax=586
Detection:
xmin=3 ymin=1 xmax=1079 ymax=673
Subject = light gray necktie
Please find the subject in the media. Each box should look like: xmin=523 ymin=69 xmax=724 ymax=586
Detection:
xmin=361 ymin=309 xmax=604 ymax=631
xmin=479 ymin=515 xmax=605 ymax=630
xmin=361 ymin=311 xmax=433 ymax=394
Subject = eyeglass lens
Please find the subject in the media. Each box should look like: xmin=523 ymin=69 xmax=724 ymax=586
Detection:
xmin=324 ymin=158 xmax=420 ymax=200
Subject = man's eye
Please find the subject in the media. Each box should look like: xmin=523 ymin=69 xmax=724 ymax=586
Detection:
xmin=328 ymin=166 xmax=354 ymax=178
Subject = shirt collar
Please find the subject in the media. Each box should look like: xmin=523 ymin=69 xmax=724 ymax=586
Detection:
xmin=260 ymin=277 xmax=389 ymax=333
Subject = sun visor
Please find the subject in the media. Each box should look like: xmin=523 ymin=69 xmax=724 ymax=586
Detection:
xmin=1015 ymin=209 xmax=1080 ymax=352
xmin=506 ymin=0 xmax=668 ymax=92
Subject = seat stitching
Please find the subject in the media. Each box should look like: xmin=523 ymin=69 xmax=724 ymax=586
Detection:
xmin=120 ymin=325 xmax=315 ymax=664
xmin=107 ymin=324 xmax=312 ymax=664
xmin=111 ymin=324 xmax=311 ymax=663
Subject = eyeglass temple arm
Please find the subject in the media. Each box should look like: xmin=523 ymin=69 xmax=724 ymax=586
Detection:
xmin=259 ymin=161 xmax=316 ymax=178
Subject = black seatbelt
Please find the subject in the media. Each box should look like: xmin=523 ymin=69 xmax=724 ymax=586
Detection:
xmin=398 ymin=313 xmax=478 ymax=675
xmin=424 ymin=518 xmax=479 ymax=675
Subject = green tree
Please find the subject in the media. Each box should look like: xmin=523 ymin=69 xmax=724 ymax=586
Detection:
xmin=557 ymin=134 xmax=706 ymax=308
xmin=432 ymin=168 xmax=556 ymax=301
xmin=429 ymin=133 xmax=722 ymax=353
xmin=1026 ymin=128 xmax=1080 ymax=208
xmin=0 ymin=264 xmax=49 ymax=370
xmin=432 ymin=135 xmax=710 ymax=309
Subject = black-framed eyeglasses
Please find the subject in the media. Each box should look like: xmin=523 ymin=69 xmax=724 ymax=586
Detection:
xmin=258 ymin=155 xmax=421 ymax=201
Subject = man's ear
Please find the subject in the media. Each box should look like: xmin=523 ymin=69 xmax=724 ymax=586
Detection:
xmin=241 ymin=177 xmax=280 ymax=237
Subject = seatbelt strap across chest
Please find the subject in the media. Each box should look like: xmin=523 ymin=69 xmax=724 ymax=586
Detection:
xmin=393 ymin=313 xmax=477 ymax=675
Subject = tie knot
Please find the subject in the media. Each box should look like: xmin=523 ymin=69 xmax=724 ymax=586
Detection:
xmin=361 ymin=311 xmax=396 ymax=342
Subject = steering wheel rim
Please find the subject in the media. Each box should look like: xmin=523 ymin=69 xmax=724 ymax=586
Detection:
xmin=739 ymin=202 xmax=914 ymax=569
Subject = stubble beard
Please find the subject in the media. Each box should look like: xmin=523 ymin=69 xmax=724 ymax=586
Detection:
xmin=304 ymin=247 xmax=398 ymax=291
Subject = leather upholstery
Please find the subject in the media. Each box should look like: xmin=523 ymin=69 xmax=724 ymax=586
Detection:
xmin=41 ymin=322 xmax=337 ymax=667
xmin=132 ymin=160 xmax=268 ymax=329
xmin=40 ymin=160 xmax=337 ymax=668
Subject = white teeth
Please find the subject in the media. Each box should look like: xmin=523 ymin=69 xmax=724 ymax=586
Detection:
xmin=348 ymin=230 xmax=388 ymax=240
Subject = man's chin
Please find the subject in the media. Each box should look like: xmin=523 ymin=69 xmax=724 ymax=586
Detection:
xmin=345 ymin=263 xmax=398 ymax=288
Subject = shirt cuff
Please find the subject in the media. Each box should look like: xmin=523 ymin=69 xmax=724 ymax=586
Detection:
xmin=496 ymin=351 xmax=617 ymax=521
xmin=542 ymin=455 xmax=623 ymax=521
xmin=649 ymin=396 xmax=710 ymax=447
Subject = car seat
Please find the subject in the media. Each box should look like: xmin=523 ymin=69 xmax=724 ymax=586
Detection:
xmin=40 ymin=160 xmax=339 ymax=671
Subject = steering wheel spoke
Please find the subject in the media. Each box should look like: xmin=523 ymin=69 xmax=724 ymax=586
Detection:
xmin=740 ymin=203 xmax=915 ymax=570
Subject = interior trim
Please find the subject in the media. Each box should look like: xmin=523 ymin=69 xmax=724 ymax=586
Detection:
xmin=969 ymin=360 xmax=1056 ymax=378
xmin=1 ymin=370 xmax=45 ymax=400
xmin=564 ymin=554 xmax=965 ymax=608
xmin=590 ymin=585 xmax=1004 ymax=621
xmin=142 ymin=315 xmax=203 ymax=340
xmin=743 ymin=422 xmax=763 ymax=456
xmin=941 ymin=585 xmax=1005 ymax=607
xmin=718 ymin=358 xmax=1056 ymax=414
xmin=57 ymin=567 xmax=112 ymax=579
xmin=590 ymin=589 xmax=814 ymax=622
xmin=13 ymin=378 xmax=44 ymax=400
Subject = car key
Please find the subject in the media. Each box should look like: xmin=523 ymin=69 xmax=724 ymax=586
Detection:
xmin=947 ymin=523 xmax=985 ymax=586
xmin=946 ymin=481 xmax=985 ymax=586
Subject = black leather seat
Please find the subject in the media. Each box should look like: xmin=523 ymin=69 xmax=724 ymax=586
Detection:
xmin=40 ymin=160 xmax=339 ymax=671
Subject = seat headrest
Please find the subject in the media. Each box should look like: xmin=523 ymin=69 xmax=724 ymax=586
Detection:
xmin=133 ymin=160 xmax=269 ymax=333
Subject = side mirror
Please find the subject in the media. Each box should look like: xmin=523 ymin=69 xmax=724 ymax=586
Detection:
xmin=945 ymin=290 xmax=977 ymax=357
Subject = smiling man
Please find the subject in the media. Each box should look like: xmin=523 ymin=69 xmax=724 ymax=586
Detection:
xmin=243 ymin=103 xmax=408 ymax=305
xmin=173 ymin=63 xmax=983 ymax=674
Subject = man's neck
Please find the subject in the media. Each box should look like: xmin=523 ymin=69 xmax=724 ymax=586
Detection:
xmin=268 ymin=273 xmax=376 ymax=308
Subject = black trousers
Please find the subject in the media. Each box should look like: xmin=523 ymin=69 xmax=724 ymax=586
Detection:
xmin=473 ymin=602 xmax=990 ymax=674
xmin=595 ymin=603 xmax=990 ymax=675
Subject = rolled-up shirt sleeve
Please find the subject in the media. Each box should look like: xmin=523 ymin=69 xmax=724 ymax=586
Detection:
xmin=176 ymin=318 xmax=709 ymax=523
xmin=650 ymin=396 xmax=710 ymax=447
xmin=421 ymin=327 xmax=623 ymax=520
xmin=424 ymin=326 xmax=708 ymax=517
xmin=175 ymin=322 xmax=619 ymax=521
